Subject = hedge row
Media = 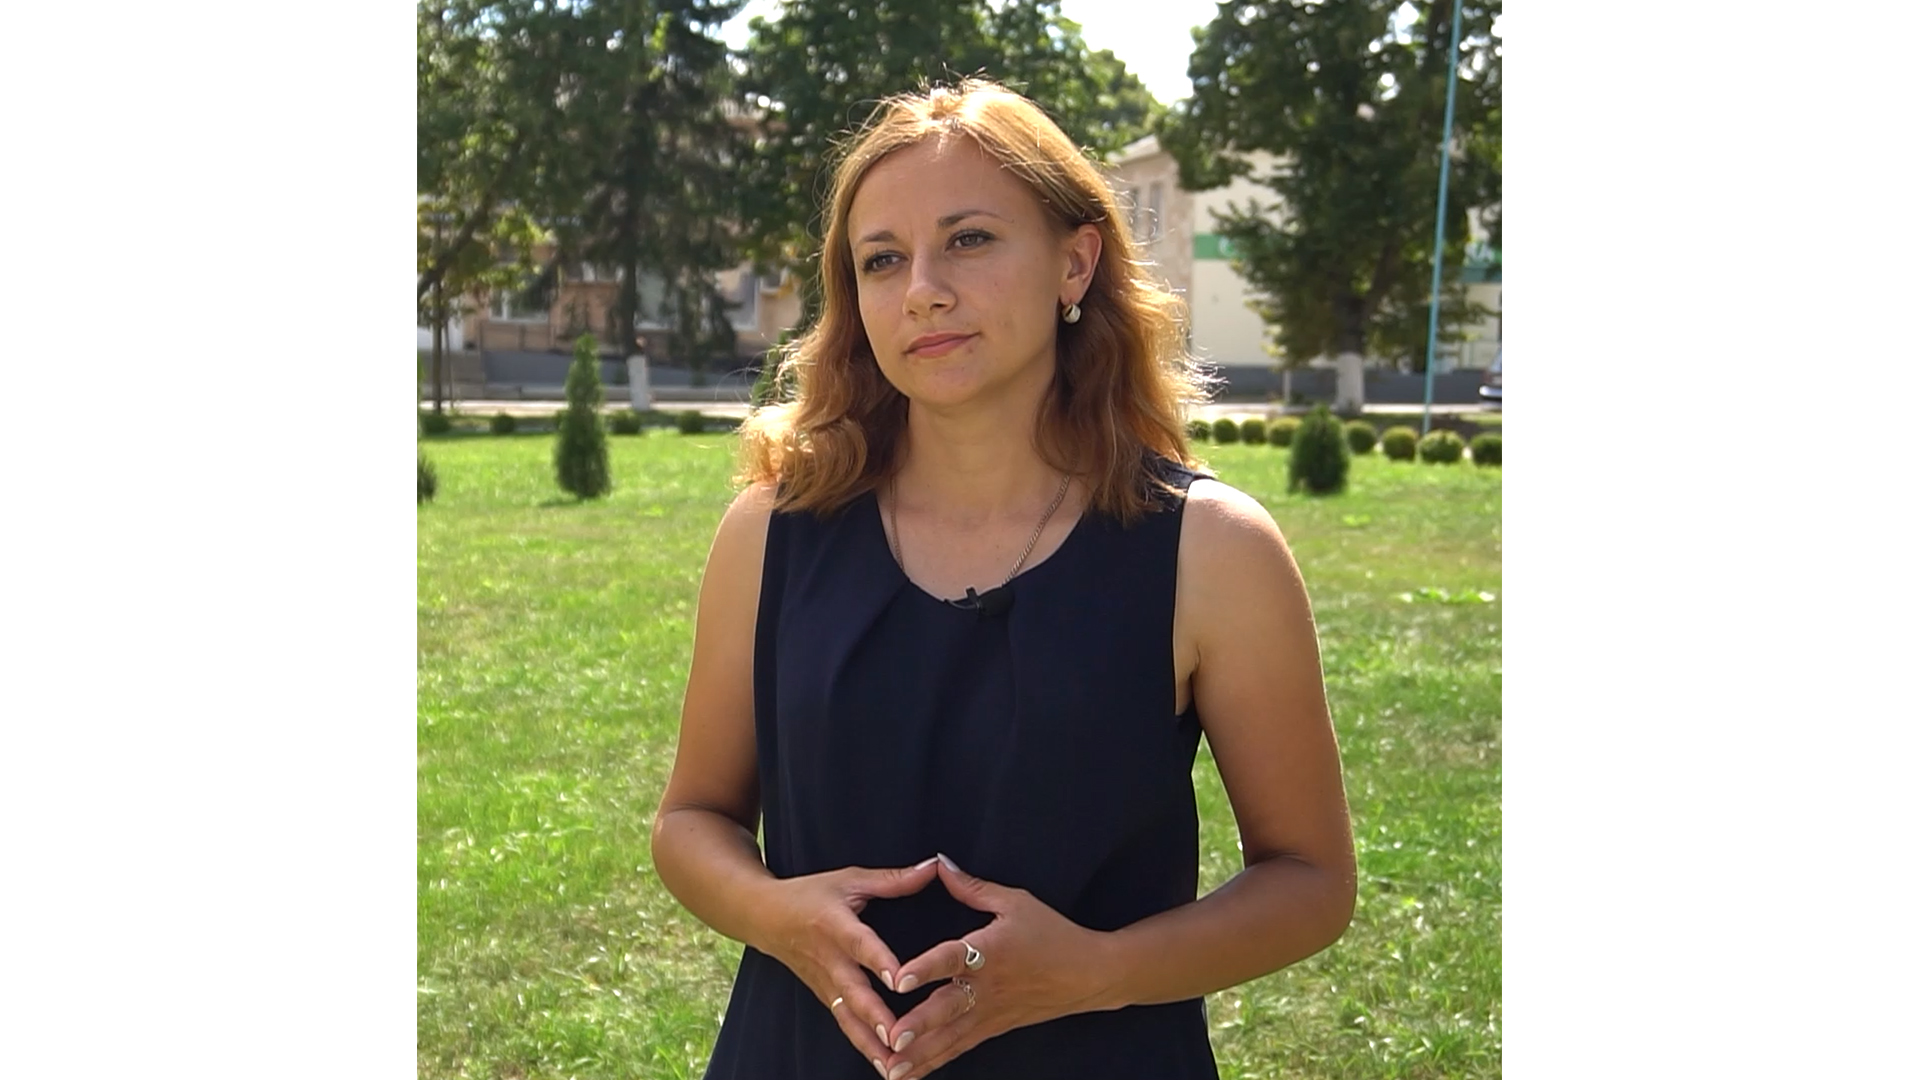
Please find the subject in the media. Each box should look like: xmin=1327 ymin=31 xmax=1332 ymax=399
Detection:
xmin=1190 ymin=415 xmax=1500 ymax=467
xmin=419 ymin=409 xmax=740 ymax=437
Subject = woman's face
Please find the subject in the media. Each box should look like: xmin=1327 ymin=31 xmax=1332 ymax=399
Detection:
xmin=846 ymin=136 xmax=1099 ymax=412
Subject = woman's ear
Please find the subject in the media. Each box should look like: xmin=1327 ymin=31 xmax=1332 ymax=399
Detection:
xmin=1061 ymin=223 xmax=1103 ymax=304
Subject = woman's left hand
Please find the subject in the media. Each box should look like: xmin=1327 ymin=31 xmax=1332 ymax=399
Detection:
xmin=875 ymin=854 xmax=1115 ymax=1080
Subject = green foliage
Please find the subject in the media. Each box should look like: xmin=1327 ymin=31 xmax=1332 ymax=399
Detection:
xmin=418 ymin=451 xmax=438 ymax=504
xmin=1346 ymin=420 xmax=1379 ymax=454
xmin=737 ymin=1 xmax=1164 ymax=319
xmin=676 ymin=410 xmax=707 ymax=436
xmin=1381 ymin=425 xmax=1420 ymax=461
xmin=1270 ymin=416 xmax=1303 ymax=447
xmin=1470 ymin=432 xmax=1501 ymax=467
xmin=751 ymin=329 xmax=800 ymax=407
xmin=1160 ymin=1 xmax=1501 ymax=371
xmin=490 ymin=412 xmax=518 ymax=435
xmin=415 ymin=0 xmax=570 ymax=411
xmin=1211 ymin=416 xmax=1241 ymax=444
xmin=1419 ymin=429 xmax=1467 ymax=464
xmin=554 ymin=334 xmax=612 ymax=499
xmin=1240 ymin=416 xmax=1268 ymax=445
xmin=419 ymin=410 xmax=453 ymax=436
xmin=1187 ymin=417 xmax=1211 ymax=443
xmin=609 ymin=410 xmax=646 ymax=436
xmin=1289 ymin=405 xmax=1352 ymax=495
xmin=419 ymin=0 xmax=751 ymax=386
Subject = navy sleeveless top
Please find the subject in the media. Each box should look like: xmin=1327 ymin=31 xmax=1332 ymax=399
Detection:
xmin=702 ymin=458 xmax=1220 ymax=1080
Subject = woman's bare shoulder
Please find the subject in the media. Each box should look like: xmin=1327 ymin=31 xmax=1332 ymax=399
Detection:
xmin=1181 ymin=477 xmax=1293 ymax=557
xmin=1176 ymin=477 xmax=1311 ymax=624
xmin=712 ymin=481 xmax=780 ymax=550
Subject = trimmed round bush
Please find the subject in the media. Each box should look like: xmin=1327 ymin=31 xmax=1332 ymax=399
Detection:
xmin=1240 ymin=417 xmax=1268 ymax=445
xmin=1288 ymin=405 xmax=1351 ymax=495
xmin=418 ymin=452 xmax=438 ymax=504
xmin=1418 ymin=429 xmax=1466 ymax=464
xmin=419 ymin=410 xmax=452 ymax=436
xmin=1270 ymin=416 xmax=1303 ymax=448
xmin=1381 ymin=425 xmax=1419 ymax=461
xmin=1470 ymin=432 xmax=1501 ymax=467
xmin=490 ymin=412 xmax=517 ymax=435
xmin=1344 ymin=420 xmax=1378 ymax=454
xmin=610 ymin=410 xmax=645 ymax=435
xmin=1186 ymin=418 xmax=1210 ymax=443
xmin=677 ymin=410 xmax=708 ymax=435
xmin=1211 ymin=416 xmax=1240 ymax=444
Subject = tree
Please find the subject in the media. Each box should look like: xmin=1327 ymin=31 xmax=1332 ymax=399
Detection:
xmin=419 ymin=0 xmax=749 ymax=395
xmin=417 ymin=0 xmax=574 ymax=412
xmin=737 ymin=0 xmax=1163 ymax=323
xmin=1159 ymin=0 xmax=1501 ymax=392
xmin=523 ymin=0 xmax=750 ymax=384
xmin=417 ymin=195 xmax=543 ymax=413
xmin=554 ymin=334 xmax=612 ymax=500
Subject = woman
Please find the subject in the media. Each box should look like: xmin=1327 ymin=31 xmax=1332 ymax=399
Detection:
xmin=652 ymin=79 xmax=1354 ymax=1080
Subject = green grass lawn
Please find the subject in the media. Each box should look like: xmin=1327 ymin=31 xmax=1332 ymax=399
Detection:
xmin=419 ymin=434 xmax=1501 ymax=1080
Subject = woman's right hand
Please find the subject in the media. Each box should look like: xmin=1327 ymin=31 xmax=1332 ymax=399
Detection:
xmin=759 ymin=857 xmax=941 ymax=1070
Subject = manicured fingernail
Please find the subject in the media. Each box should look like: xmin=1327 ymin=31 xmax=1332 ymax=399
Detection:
xmin=871 ymin=1058 xmax=887 ymax=1079
xmin=875 ymin=1022 xmax=888 ymax=1043
xmin=937 ymin=853 xmax=960 ymax=873
xmin=882 ymin=969 xmax=895 ymax=991
xmin=914 ymin=855 xmax=938 ymax=869
xmin=896 ymin=973 xmax=919 ymax=993
xmin=889 ymin=1064 xmax=913 ymax=1080
xmin=892 ymin=1030 xmax=916 ymax=1052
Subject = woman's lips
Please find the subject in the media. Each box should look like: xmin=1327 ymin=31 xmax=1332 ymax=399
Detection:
xmin=907 ymin=333 xmax=976 ymax=357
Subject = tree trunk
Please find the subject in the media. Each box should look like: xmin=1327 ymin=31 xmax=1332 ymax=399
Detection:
xmin=1332 ymin=294 xmax=1367 ymax=415
xmin=431 ymin=286 xmax=446 ymax=415
xmin=1334 ymin=352 xmax=1365 ymax=415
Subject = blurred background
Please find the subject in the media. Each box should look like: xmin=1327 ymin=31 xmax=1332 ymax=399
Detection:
xmin=418 ymin=0 xmax=1502 ymax=413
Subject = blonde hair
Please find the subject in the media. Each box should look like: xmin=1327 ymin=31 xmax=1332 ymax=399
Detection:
xmin=737 ymin=78 xmax=1211 ymax=525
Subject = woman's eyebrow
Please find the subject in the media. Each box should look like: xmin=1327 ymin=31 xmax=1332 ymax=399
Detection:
xmin=855 ymin=209 xmax=1010 ymax=247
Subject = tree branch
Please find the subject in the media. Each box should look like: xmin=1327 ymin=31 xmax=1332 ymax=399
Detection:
xmin=417 ymin=129 xmax=530 ymax=301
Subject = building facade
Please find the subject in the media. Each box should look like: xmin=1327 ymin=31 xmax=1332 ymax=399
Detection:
xmin=1105 ymin=136 xmax=1501 ymax=397
xmin=454 ymin=260 xmax=803 ymax=363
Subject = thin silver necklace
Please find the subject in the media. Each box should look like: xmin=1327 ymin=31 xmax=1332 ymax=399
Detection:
xmin=886 ymin=472 xmax=1073 ymax=600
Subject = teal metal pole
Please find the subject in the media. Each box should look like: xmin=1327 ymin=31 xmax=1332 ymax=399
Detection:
xmin=1420 ymin=0 xmax=1466 ymax=437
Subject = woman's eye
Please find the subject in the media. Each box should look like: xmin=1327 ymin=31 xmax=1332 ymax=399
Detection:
xmin=953 ymin=229 xmax=992 ymax=250
xmin=860 ymin=252 xmax=900 ymax=274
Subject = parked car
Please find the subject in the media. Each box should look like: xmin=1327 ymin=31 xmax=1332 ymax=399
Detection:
xmin=1479 ymin=348 xmax=1502 ymax=407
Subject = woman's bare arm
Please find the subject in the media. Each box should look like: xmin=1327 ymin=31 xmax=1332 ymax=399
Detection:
xmin=650 ymin=482 xmax=783 ymax=951
xmin=1088 ymin=478 xmax=1357 ymax=1008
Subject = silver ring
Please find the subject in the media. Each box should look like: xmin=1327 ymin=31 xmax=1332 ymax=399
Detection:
xmin=962 ymin=940 xmax=985 ymax=971
xmin=954 ymin=977 xmax=976 ymax=1013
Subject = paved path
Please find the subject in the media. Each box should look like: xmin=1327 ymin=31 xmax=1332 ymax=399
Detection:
xmin=431 ymin=397 xmax=755 ymax=419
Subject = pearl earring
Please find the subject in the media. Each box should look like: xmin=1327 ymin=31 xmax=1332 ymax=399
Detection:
xmin=1062 ymin=301 xmax=1081 ymax=324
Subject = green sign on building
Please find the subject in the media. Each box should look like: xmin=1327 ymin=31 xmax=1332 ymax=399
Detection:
xmin=1193 ymin=233 xmax=1237 ymax=261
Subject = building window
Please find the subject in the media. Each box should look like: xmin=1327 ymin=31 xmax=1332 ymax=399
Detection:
xmin=488 ymin=288 xmax=548 ymax=324
xmin=1147 ymin=182 xmax=1164 ymax=242
xmin=1127 ymin=185 xmax=1141 ymax=238
xmin=720 ymin=269 xmax=761 ymax=331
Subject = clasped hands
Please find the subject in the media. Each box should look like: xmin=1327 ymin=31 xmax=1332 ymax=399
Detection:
xmin=765 ymin=852 xmax=1116 ymax=1080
